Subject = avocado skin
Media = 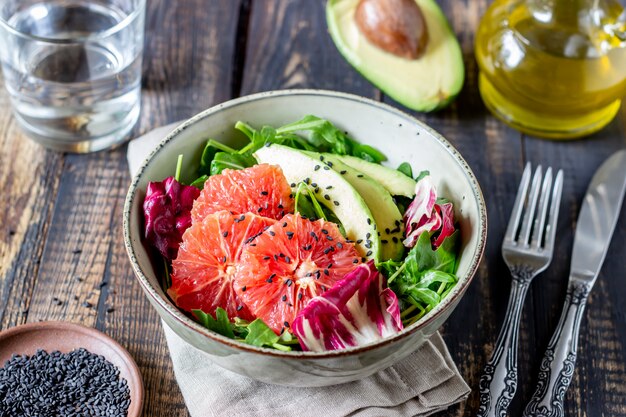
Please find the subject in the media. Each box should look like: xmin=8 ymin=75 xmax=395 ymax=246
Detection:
xmin=326 ymin=0 xmax=464 ymax=112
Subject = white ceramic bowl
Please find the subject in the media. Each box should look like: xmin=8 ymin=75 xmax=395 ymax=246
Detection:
xmin=123 ymin=90 xmax=487 ymax=387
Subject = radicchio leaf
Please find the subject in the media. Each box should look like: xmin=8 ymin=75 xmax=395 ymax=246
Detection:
xmin=403 ymin=176 xmax=456 ymax=250
xmin=292 ymin=261 xmax=403 ymax=352
xmin=143 ymin=176 xmax=200 ymax=260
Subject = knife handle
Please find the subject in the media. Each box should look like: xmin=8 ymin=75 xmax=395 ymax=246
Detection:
xmin=523 ymin=281 xmax=592 ymax=417
xmin=476 ymin=277 xmax=530 ymax=417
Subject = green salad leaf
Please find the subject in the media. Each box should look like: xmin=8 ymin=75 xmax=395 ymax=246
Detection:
xmin=397 ymin=162 xmax=413 ymax=178
xmin=378 ymin=231 xmax=459 ymax=326
xmin=192 ymin=308 xmax=294 ymax=351
xmin=193 ymin=308 xmax=235 ymax=339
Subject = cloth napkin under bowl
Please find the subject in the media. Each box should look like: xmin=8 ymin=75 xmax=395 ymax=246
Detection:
xmin=127 ymin=124 xmax=471 ymax=417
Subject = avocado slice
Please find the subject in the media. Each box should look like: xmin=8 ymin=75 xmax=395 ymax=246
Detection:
xmin=326 ymin=0 xmax=464 ymax=111
xmin=333 ymin=155 xmax=416 ymax=198
xmin=254 ymin=144 xmax=379 ymax=260
xmin=314 ymin=154 xmax=405 ymax=261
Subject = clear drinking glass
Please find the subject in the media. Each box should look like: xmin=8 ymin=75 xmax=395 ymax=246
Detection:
xmin=0 ymin=0 xmax=145 ymax=152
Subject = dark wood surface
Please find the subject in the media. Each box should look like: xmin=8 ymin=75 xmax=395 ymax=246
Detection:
xmin=1 ymin=1 xmax=625 ymax=416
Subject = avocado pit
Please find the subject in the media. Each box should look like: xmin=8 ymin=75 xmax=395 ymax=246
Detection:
xmin=355 ymin=0 xmax=429 ymax=60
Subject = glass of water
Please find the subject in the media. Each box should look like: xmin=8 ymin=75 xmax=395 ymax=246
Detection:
xmin=0 ymin=0 xmax=145 ymax=152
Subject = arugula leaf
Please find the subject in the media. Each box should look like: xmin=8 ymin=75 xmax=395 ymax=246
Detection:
xmin=209 ymin=152 xmax=256 ymax=175
xmin=192 ymin=308 xmax=235 ymax=339
xmin=189 ymin=175 xmax=209 ymax=189
xmin=193 ymin=310 xmax=294 ymax=351
xmin=380 ymin=231 xmax=460 ymax=321
xmin=244 ymin=319 xmax=280 ymax=347
xmin=199 ymin=140 xmax=238 ymax=176
xmin=415 ymin=170 xmax=430 ymax=182
xmin=397 ymin=162 xmax=413 ymax=178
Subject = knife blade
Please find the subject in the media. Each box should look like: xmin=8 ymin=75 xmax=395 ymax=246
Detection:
xmin=523 ymin=150 xmax=626 ymax=417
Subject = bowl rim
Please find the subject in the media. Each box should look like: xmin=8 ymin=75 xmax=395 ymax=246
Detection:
xmin=123 ymin=89 xmax=487 ymax=358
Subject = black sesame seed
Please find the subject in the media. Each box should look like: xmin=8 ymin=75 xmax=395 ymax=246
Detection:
xmin=340 ymin=170 xmax=347 ymax=175
xmin=366 ymin=233 xmax=371 ymax=239
xmin=237 ymin=305 xmax=243 ymax=311
xmin=337 ymin=242 xmax=343 ymax=249
xmin=357 ymin=174 xmax=364 ymax=178
xmin=367 ymin=218 xmax=372 ymax=225
xmin=286 ymin=279 xmax=293 ymax=287
xmin=323 ymin=166 xmax=330 ymax=170
xmin=362 ymin=257 xmax=367 ymax=262
xmin=392 ymin=236 xmax=399 ymax=243
xmin=353 ymin=258 xmax=359 ymax=264
xmin=326 ymin=185 xmax=333 ymax=190
xmin=326 ymin=235 xmax=333 ymax=241
xmin=311 ymin=183 xmax=318 ymax=188
xmin=366 ymin=251 xmax=373 ymax=256
xmin=261 ymin=191 xmax=269 ymax=196
xmin=278 ymin=204 xmax=284 ymax=209
xmin=242 ymin=286 xmax=247 ymax=292
xmin=321 ymin=229 xmax=329 ymax=234
xmin=284 ymin=321 xmax=290 ymax=328
xmin=239 ymin=215 xmax=246 ymax=221
xmin=286 ymin=231 xmax=294 ymax=240
xmin=395 ymin=220 xmax=401 ymax=226
xmin=0 ymin=348 xmax=131 ymax=417
xmin=291 ymin=182 xmax=296 ymax=188
xmin=274 ymin=254 xmax=279 ymax=261
xmin=279 ymin=253 xmax=285 ymax=258
xmin=282 ymin=295 xmax=287 ymax=302
xmin=365 ymin=241 xmax=372 ymax=249
xmin=303 ymin=244 xmax=312 ymax=251
xmin=298 ymin=293 xmax=303 ymax=300
xmin=257 ymin=206 xmax=263 ymax=212
xmin=223 ymin=231 xmax=229 ymax=237
xmin=381 ymin=239 xmax=389 ymax=244
xmin=314 ymin=165 xmax=320 ymax=171
xmin=314 ymin=187 xmax=320 ymax=193
xmin=285 ymin=256 xmax=291 ymax=263
xmin=305 ymin=177 xmax=311 ymax=184
xmin=282 ymin=222 xmax=288 ymax=227
xmin=333 ymin=201 xmax=340 ymax=206
xmin=221 ymin=256 xmax=227 ymax=263
xmin=269 ymin=231 xmax=276 ymax=236
xmin=356 ymin=239 xmax=363 ymax=244
xmin=324 ymin=269 xmax=329 ymax=276
xmin=320 ymin=155 xmax=325 ymax=161
xmin=263 ymin=256 xmax=270 ymax=260
xmin=324 ymin=194 xmax=330 ymax=200
xmin=310 ymin=232 xmax=318 ymax=241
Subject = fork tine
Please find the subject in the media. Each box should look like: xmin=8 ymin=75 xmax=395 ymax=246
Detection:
xmin=543 ymin=169 xmax=564 ymax=253
xmin=531 ymin=167 xmax=553 ymax=248
xmin=519 ymin=165 xmax=543 ymax=245
xmin=504 ymin=162 xmax=532 ymax=243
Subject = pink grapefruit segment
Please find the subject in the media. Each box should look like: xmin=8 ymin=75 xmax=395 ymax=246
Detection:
xmin=169 ymin=211 xmax=276 ymax=321
xmin=234 ymin=213 xmax=362 ymax=335
xmin=191 ymin=164 xmax=295 ymax=223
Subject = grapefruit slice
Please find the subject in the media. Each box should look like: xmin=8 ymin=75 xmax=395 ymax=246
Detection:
xmin=234 ymin=213 xmax=362 ymax=334
xmin=191 ymin=164 xmax=295 ymax=223
xmin=169 ymin=211 xmax=275 ymax=321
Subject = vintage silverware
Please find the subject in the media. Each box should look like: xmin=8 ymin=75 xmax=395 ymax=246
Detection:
xmin=523 ymin=150 xmax=626 ymax=417
xmin=477 ymin=163 xmax=564 ymax=417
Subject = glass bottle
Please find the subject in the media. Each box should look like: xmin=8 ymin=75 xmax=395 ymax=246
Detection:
xmin=475 ymin=0 xmax=626 ymax=139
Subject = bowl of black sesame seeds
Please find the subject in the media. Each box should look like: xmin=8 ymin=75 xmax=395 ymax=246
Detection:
xmin=0 ymin=321 xmax=143 ymax=417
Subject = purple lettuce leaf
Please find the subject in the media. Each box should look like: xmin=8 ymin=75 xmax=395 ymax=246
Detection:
xmin=403 ymin=176 xmax=456 ymax=250
xmin=292 ymin=261 xmax=403 ymax=352
xmin=143 ymin=176 xmax=200 ymax=260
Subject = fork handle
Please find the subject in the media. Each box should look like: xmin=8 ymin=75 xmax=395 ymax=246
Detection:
xmin=522 ymin=281 xmax=592 ymax=417
xmin=476 ymin=277 xmax=530 ymax=417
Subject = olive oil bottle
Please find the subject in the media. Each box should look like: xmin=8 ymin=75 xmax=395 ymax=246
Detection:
xmin=476 ymin=0 xmax=626 ymax=139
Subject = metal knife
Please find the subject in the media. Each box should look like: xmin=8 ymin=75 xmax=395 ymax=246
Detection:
xmin=523 ymin=150 xmax=626 ymax=417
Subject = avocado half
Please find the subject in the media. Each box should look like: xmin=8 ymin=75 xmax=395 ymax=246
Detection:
xmin=326 ymin=0 xmax=464 ymax=112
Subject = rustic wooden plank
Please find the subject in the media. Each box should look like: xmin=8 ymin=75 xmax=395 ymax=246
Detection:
xmin=8 ymin=1 xmax=243 ymax=416
xmin=522 ymin=109 xmax=626 ymax=416
xmin=0 ymin=74 xmax=64 ymax=330
xmin=241 ymin=0 xmax=378 ymax=96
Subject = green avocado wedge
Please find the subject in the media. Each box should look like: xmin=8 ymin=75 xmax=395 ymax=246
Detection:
xmin=307 ymin=153 xmax=405 ymax=261
xmin=326 ymin=0 xmax=464 ymax=112
xmin=333 ymin=154 xmax=417 ymax=198
xmin=254 ymin=145 xmax=380 ymax=261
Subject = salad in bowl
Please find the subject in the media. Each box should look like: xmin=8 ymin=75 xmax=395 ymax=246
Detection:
xmin=142 ymin=115 xmax=460 ymax=352
xmin=123 ymin=89 xmax=486 ymax=386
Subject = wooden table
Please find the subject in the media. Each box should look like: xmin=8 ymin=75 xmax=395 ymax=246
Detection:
xmin=1 ymin=1 xmax=625 ymax=416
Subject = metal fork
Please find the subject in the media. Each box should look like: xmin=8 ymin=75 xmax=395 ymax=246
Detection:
xmin=476 ymin=163 xmax=564 ymax=417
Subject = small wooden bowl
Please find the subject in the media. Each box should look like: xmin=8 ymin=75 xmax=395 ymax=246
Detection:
xmin=0 ymin=321 xmax=144 ymax=417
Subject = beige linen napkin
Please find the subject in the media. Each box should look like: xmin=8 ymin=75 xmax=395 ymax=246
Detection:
xmin=127 ymin=124 xmax=471 ymax=417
